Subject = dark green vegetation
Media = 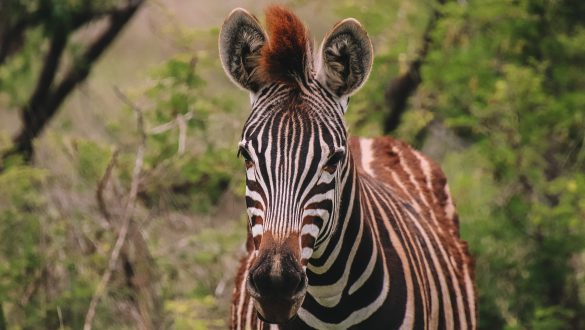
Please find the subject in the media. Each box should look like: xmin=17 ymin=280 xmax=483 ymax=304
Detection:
xmin=0 ymin=0 xmax=584 ymax=329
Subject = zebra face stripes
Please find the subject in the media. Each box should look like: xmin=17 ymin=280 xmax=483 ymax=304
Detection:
xmin=238 ymin=86 xmax=352 ymax=322
xmin=240 ymin=86 xmax=347 ymax=251
xmin=219 ymin=5 xmax=374 ymax=324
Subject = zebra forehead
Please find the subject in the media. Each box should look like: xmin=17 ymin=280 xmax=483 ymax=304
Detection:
xmin=242 ymin=93 xmax=346 ymax=147
xmin=241 ymin=120 xmax=341 ymax=155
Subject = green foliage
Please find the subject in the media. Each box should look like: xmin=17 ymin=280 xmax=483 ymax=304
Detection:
xmin=0 ymin=166 xmax=48 ymax=328
xmin=0 ymin=5 xmax=243 ymax=328
xmin=160 ymin=218 xmax=246 ymax=329
xmin=0 ymin=166 xmax=46 ymax=301
xmin=128 ymin=53 xmax=242 ymax=212
xmin=74 ymin=139 xmax=114 ymax=183
xmin=0 ymin=0 xmax=120 ymax=107
xmin=339 ymin=0 xmax=585 ymax=328
xmin=417 ymin=0 xmax=585 ymax=328
xmin=0 ymin=29 xmax=44 ymax=106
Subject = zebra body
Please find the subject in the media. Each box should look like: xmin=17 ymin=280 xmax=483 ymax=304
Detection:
xmin=219 ymin=6 xmax=476 ymax=329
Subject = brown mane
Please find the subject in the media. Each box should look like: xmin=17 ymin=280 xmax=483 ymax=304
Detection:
xmin=259 ymin=5 xmax=310 ymax=85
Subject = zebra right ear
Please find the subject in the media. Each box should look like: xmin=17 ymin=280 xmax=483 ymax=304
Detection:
xmin=316 ymin=18 xmax=373 ymax=98
xmin=219 ymin=8 xmax=268 ymax=93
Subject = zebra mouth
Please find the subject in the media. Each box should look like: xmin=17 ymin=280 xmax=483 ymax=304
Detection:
xmin=252 ymin=293 xmax=306 ymax=324
xmin=245 ymin=232 xmax=309 ymax=324
xmin=247 ymin=274 xmax=308 ymax=324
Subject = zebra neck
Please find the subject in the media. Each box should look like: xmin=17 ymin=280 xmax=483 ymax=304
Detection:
xmin=305 ymin=159 xmax=384 ymax=305
xmin=298 ymin=159 xmax=393 ymax=329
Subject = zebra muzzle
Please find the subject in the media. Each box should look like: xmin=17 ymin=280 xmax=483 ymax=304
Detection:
xmin=247 ymin=274 xmax=307 ymax=324
xmin=246 ymin=234 xmax=308 ymax=324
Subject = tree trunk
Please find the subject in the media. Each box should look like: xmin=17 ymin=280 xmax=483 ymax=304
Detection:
xmin=0 ymin=0 xmax=144 ymax=169
xmin=383 ymin=0 xmax=444 ymax=134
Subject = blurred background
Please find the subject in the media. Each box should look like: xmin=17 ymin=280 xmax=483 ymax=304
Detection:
xmin=0 ymin=0 xmax=584 ymax=329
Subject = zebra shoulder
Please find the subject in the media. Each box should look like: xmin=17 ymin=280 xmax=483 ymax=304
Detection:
xmin=349 ymin=136 xmax=460 ymax=236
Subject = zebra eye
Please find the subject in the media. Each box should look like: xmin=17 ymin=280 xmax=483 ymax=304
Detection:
xmin=238 ymin=147 xmax=253 ymax=165
xmin=323 ymin=149 xmax=345 ymax=172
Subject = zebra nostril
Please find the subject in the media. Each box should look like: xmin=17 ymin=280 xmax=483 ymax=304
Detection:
xmin=280 ymin=270 xmax=302 ymax=296
xmin=246 ymin=274 xmax=262 ymax=299
xmin=291 ymin=273 xmax=308 ymax=299
xmin=248 ymin=259 xmax=306 ymax=300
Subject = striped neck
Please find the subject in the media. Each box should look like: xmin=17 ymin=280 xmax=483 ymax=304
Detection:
xmin=303 ymin=148 xmax=385 ymax=307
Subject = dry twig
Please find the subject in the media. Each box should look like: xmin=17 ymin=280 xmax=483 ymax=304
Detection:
xmin=83 ymin=87 xmax=146 ymax=330
xmin=96 ymin=148 xmax=119 ymax=226
xmin=149 ymin=112 xmax=193 ymax=156
xmin=176 ymin=113 xmax=187 ymax=155
xmin=149 ymin=111 xmax=193 ymax=134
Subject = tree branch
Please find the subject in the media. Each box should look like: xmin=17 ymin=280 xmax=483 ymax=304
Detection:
xmin=176 ymin=113 xmax=187 ymax=155
xmin=382 ymin=0 xmax=445 ymax=133
xmin=0 ymin=3 xmax=126 ymax=66
xmin=12 ymin=27 xmax=68 ymax=160
xmin=83 ymin=87 xmax=146 ymax=330
xmin=96 ymin=149 xmax=119 ymax=227
xmin=0 ymin=5 xmax=43 ymax=66
xmin=0 ymin=303 xmax=5 ymax=330
xmin=1 ymin=0 xmax=144 ymax=167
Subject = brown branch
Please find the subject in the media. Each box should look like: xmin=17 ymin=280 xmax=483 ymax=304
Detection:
xmin=113 ymin=86 xmax=146 ymax=144
xmin=11 ymin=27 xmax=68 ymax=161
xmin=382 ymin=0 xmax=445 ymax=133
xmin=0 ymin=303 xmax=5 ymax=330
xmin=120 ymin=228 xmax=161 ymax=329
xmin=0 ymin=5 xmax=44 ymax=65
xmin=19 ymin=267 xmax=47 ymax=306
xmin=96 ymin=149 xmax=119 ymax=226
xmin=83 ymin=87 xmax=146 ymax=330
xmin=149 ymin=112 xmax=193 ymax=134
xmin=90 ymin=89 xmax=162 ymax=328
xmin=0 ymin=22 xmax=67 ymax=163
xmin=0 ymin=3 xmax=126 ymax=66
xmin=116 ymin=300 xmax=148 ymax=330
xmin=2 ymin=0 xmax=144 ymax=167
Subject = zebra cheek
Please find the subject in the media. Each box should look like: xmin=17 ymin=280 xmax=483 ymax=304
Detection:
xmin=251 ymin=223 xmax=263 ymax=250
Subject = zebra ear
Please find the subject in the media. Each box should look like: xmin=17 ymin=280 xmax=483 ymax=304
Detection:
xmin=219 ymin=8 xmax=268 ymax=93
xmin=316 ymin=18 xmax=373 ymax=97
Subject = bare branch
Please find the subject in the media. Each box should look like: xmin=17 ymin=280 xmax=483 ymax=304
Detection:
xmin=57 ymin=306 xmax=64 ymax=330
xmin=149 ymin=112 xmax=193 ymax=155
xmin=149 ymin=111 xmax=193 ymax=134
xmin=83 ymin=87 xmax=146 ymax=330
xmin=96 ymin=149 xmax=119 ymax=226
xmin=116 ymin=300 xmax=148 ymax=330
xmin=177 ymin=113 xmax=187 ymax=155
xmin=113 ymin=86 xmax=146 ymax=144
xmin=19 ymin=267 xmax=46 ymax=306
xmin=149 ymin=121 xmax=176 ymax=134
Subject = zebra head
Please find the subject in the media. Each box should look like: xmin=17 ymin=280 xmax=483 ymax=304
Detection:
xmin=219 ymin=6 xmax=373 ymax=324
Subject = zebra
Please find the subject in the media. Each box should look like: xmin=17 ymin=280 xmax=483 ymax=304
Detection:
xmin=218 ymin=5 xmax=476 ymax=329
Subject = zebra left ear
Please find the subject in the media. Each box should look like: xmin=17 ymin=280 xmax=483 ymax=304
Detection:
xmin=316 ymin=19 xmax=373 ymax=98
xmin=219 ymin=8 xmax=268 ymax=93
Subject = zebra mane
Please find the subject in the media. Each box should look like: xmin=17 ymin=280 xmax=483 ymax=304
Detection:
xmin=259 ymin=5 xmax=312 ymax=85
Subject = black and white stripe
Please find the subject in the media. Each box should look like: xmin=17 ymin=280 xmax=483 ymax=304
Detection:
xmin=234 ymin=81 xmax=476 ymax=329
xmin=219 ymin=7 xmax=476 ymax=329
